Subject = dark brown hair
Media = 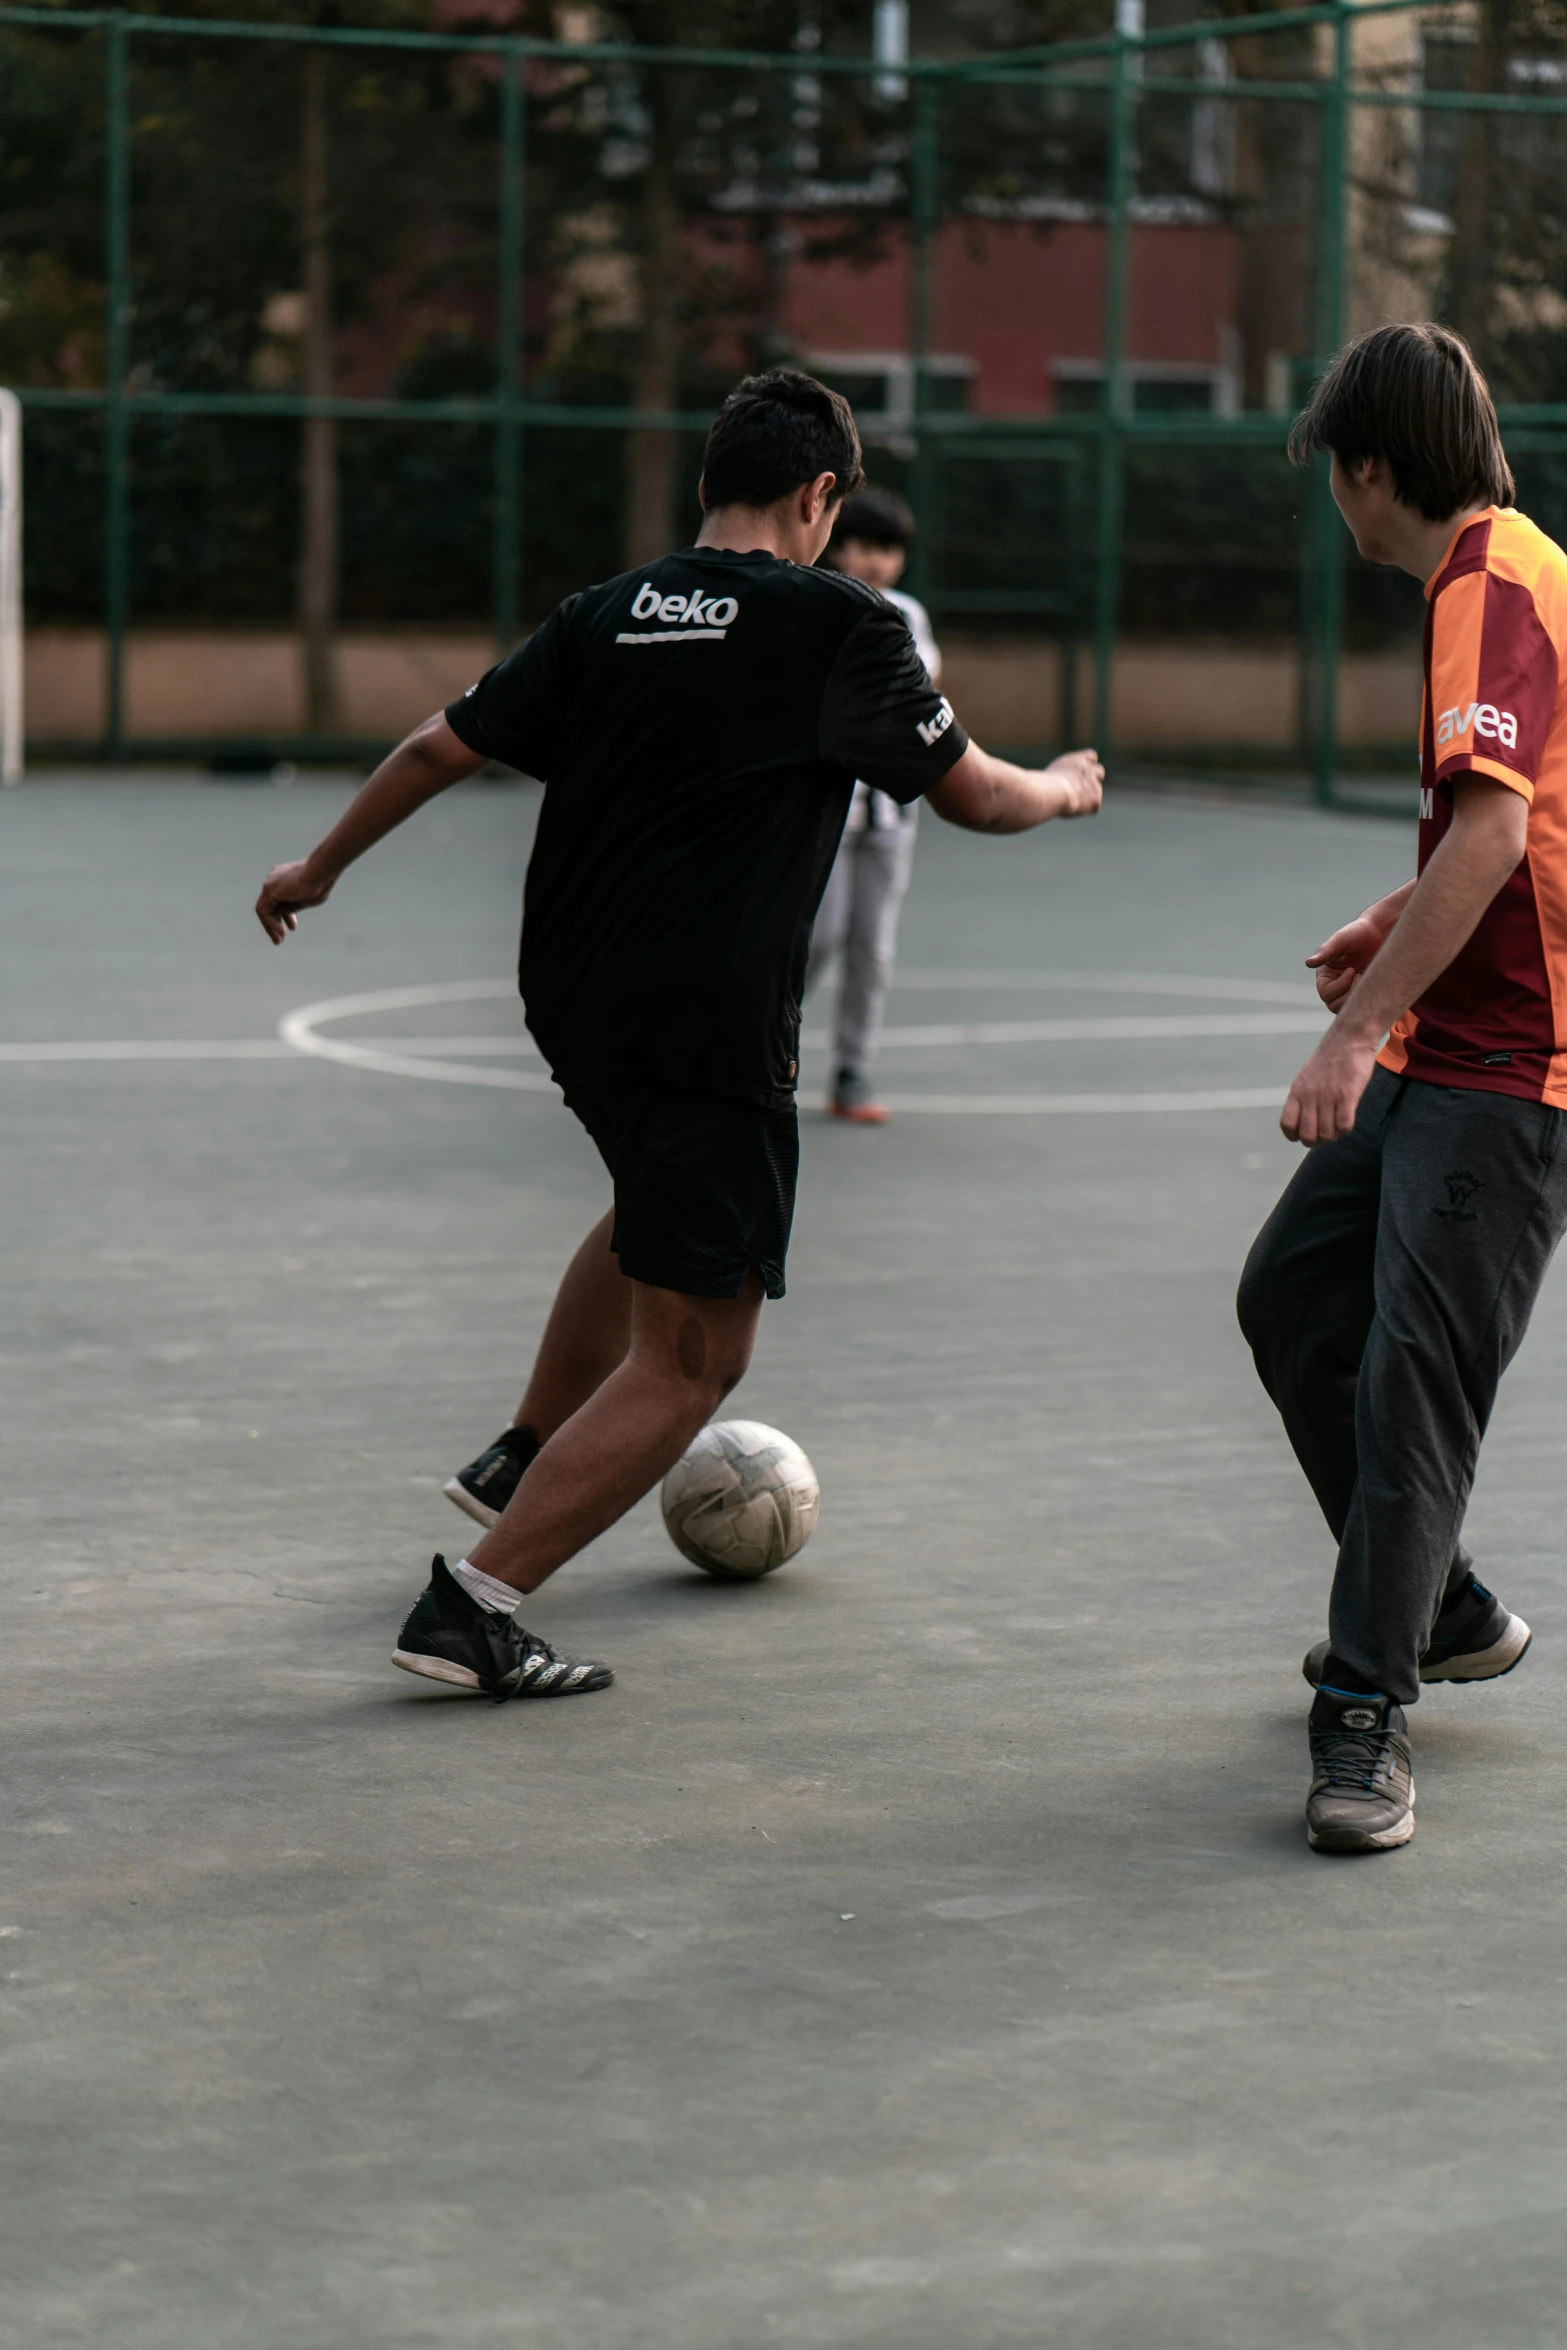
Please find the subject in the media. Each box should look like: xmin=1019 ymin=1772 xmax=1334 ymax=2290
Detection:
xmin=1288 ymin=323 xmax=1514 ymax=520
xmin=832 ymin=486 xmax=916 ymax=550
xmin=701 ymin=369 xmax=864 ymax=512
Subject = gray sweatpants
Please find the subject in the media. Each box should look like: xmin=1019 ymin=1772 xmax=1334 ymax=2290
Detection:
xmin=1237 ymin=1065 xmax=1567 ymax=1703
xmin=805 ymin=809 xmax=918 ymax=1086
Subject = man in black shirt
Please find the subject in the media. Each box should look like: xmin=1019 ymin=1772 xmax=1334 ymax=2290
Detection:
xmin=256 ymin=370 xmax=1102 ymax=1703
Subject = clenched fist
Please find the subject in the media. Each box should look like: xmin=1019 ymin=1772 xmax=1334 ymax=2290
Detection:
xmin=1047 ymin=746 xmax=1105 ymax=820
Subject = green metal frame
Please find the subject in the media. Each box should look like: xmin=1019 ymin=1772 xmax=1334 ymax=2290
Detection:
xmin=492 ymin=45 xmax=524 ymax=661
xmin=1090 ymin=13 xmax=1135 ymax=754
xmin=1304 ymin=1 xmax=1349 ymax=806
xmin=5 ymin=0 xmax=1567 ymax=785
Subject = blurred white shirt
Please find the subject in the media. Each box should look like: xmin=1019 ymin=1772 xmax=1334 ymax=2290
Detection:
xmin=846 ymin=587 xmax=941 ymax=833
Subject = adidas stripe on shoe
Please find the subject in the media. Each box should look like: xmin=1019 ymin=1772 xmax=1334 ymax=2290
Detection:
xmin=392 ymin=1554 xmax=613 ymax=1703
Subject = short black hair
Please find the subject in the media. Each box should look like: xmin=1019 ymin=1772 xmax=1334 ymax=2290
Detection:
xmin=1288 ymin=322 xmax=1514 ymax=521
xmin=701 ymin=369 xmax=865 ymax=512
xmin=832 ymin=486 xmax=915 ymax=550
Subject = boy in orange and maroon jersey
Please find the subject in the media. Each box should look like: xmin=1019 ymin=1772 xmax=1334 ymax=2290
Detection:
xmin=1239 ymin=324 xmax=1567 ymax=1855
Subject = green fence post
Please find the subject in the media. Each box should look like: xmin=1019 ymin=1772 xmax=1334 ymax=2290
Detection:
xmin=907 ymin=70 xmax=938 ymax=605
xmin=1308 ymin=1 xmax=1349 ymax=805
xmin=104 ymin=14 xmax=130 ymax=760
xmin=1091 ymin=4 xmax=1137 ymax=761
xmin=1062 ymin=446 xmax=1083 ymax=749
xmin=493 ymin=43 xmax=524 ymax=656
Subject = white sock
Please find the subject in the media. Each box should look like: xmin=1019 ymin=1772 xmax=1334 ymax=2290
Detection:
xmin=450 ymin=1557 xmax=522 ymax=1616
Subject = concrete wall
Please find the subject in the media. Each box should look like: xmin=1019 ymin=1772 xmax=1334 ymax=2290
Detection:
xmin=23 ymin=627 xmax=1423 ymax=758
xmin=941 ymin=636 xmax=1421 ymax=755
xmin=24 ymin=629 xmax=498 ymax=748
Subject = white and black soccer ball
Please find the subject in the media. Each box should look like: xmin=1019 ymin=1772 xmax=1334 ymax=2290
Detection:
xmin=660 ymin=1420 xmax=819 ymax=1579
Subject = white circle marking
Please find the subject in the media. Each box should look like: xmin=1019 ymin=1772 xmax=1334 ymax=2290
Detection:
xmin=279 ymin=980 xmax=556 ymax=1093
xmin=279 ymin=973 xmax=1322 ymax=1115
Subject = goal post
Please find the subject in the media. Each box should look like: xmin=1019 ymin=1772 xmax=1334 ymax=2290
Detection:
xmin=0 ymin=390 xmax=21 ymax=785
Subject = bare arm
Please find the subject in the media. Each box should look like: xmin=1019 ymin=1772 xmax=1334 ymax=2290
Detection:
xmin=1305 ymin=875 xmax=1419 ymax=1012
xmin=1281 ymin=776 xmax=1528 ymax=1145
xmin=926 ymin=741 xmax=1104 ymax=834
xmin=254 ymin=713 xmax=484 ymax=943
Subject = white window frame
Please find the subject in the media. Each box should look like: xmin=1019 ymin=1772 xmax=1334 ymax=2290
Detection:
xmin=1052 ymin=354 xmax=1241 ymax=418
xmin=806 ymin=350 xmax=976 ymax=450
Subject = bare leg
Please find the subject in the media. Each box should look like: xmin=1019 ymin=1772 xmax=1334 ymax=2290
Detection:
xmin=471 ymin=1270 xmax=765 ymax=1595
xmin=511 ymin=1209 xmax=633 ymax=1441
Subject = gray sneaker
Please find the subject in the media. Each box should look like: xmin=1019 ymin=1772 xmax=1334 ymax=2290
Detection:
xmin=1303 ymin=1573 xmax=1531 ymax=1690
xmin=1306 ymin=1687 xmax=1415 ymax=1853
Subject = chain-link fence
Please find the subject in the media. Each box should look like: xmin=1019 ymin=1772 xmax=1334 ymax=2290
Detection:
xmin=5 ymin=0 xmax=1567 ymax=790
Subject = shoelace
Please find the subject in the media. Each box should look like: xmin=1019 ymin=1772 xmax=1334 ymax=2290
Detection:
xmin=485 ymin=1619 xmax=574 ymax=1704
xmin=1310 ymin=1724 xmax=1402 ymax=1794
xmin=476 ymin=1610 xmax=530 ymax=1704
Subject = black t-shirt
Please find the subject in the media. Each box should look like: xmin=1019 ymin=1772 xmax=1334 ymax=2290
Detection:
xmin=444 ymin=547 xmax=968 ymax=1105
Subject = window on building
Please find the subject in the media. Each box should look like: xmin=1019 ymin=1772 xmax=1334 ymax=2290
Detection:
xmin=1055 ymin=375 xmax=1105 ymax=416
xmin=1133 ymin=377 xmax=1216 ymax=414
xmin=1418 ymin=33 xmax=1469 ymax=222
xmin=1420 ymin=36 xmax=1567 ymax=225
xmin=1053 ymin=363 xmax=1234 ymax=417
xmin=808 ymin=353 xmax=972 ymax=447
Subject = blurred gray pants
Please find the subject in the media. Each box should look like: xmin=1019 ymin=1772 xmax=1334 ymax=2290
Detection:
xmin=806 ymin=808 xmax=918 ymax=1085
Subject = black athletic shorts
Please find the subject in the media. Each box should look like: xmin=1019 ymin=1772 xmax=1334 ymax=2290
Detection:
xmin=561 ymin=1081 xmax=799 ymax=1301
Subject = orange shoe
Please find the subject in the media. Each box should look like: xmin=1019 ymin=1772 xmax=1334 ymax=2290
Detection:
xmin=828 ymin=1093 xmax=890 ymax=1125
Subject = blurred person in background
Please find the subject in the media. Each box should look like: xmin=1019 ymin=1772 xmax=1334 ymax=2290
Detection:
xmin=806 ymin=488 xmax=938 ymax=1125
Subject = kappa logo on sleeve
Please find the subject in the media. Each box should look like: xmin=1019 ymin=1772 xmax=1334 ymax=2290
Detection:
xmin=616 ymin=581 xmax=739 ymax=644
xmin=917 ymin=697 xmax=955 ymax=749
xmin=1436 ymin=700 xmax=1519 ymax=752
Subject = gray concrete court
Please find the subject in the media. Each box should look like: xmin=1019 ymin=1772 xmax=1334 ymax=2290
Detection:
xmin=4 ymin=774 xmax=1566 ymax=2350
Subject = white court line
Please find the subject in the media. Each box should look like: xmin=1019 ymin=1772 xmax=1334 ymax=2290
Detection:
xmin=878 ymin=1088 xmax=1287 ymax=1115
xmin=0 ymin=1039 xmax=292 ymax=1062
xmin=892 ymin=968 xmax=1319 ymax=1005
xmin=279 ymin=980 xmax=556 ymax=1093
xmin=322 ymin=1035 xmax=544 ymax=1057
xmin=0 ymin=973 xmax=1314 ymax=1113
xmin=0 ymin=1014 xmax=1323 ymax=1067
xmin=820 ymin=1012 xmax=1325 ymax=1047
xmin=276 ymin=976 xmax=1309 ymax=1115
xmin=344 ymin=1010 xmax=1325 ymax=1054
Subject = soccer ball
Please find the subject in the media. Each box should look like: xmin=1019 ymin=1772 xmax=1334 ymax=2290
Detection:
xmin=660 ymin=1420 xmax=819 ymax=1579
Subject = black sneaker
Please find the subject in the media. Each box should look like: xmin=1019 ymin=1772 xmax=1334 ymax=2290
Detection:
xmin=392 ymin=1555 xmax=613 ymax=1703
xmin=1303 ymin=1573 xmax=1531 ymax=1690
xmin=443 ymin=1424 xmax=540 ymax=1531
xmin=1306 ymin=1687 xmax=1415 ymax=1853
